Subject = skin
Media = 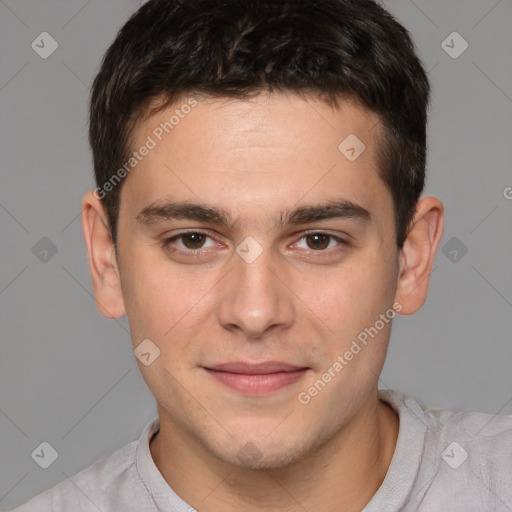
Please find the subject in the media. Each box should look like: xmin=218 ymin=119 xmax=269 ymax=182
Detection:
xmin=82 ymin=92 xmax=444 ymax=511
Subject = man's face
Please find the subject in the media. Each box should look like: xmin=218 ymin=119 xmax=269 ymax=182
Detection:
xmin=115 ymin=93 xmax=401 ymax=468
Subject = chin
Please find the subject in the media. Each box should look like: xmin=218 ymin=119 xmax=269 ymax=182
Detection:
xmin=210 ymin=432 xmax=322 ymax=471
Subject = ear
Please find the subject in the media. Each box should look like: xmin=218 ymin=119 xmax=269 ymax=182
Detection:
xmin=394 ymin=196 xmax=444 ymax=315
xmin=81 ymin=190 xmax=126 ymax=319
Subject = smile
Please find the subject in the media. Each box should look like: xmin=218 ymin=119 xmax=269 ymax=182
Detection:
xmin=203 ymin=362 xmax=309 ymax=395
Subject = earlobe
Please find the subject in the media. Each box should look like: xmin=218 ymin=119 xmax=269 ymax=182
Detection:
xmin=81 ymin=190 xmax=126 ymax=319
xmin=394 ymin=197 xmax=444 ymax=315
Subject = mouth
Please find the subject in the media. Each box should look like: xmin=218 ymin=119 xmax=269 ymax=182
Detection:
xmin=202 ymin=362 xmax=310 ymax=395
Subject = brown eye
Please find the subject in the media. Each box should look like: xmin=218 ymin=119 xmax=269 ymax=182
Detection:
xmin=180 ymin=233 xmax=207 ymax=249
xmin=305 ymin=233 xmax=331 ymax=250
xmin=294 ymin=232 xmax=349 ymax=255
xmin=163 ymin=231 xmax=218 ymax=253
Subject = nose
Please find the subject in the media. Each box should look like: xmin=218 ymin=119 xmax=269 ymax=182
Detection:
xmin=217 ymin=244 xmax=295 ymax=339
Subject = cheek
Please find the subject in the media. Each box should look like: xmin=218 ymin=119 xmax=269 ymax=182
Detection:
xmin=310 ymin=250 xmax=397 ymax=349
xmin=120 ymin=248 xmax=218 ymax=345
xmin=118 ymin=249 xmax=177 ymax=340
xmin=326 ymin=259 xmax=392 ymax=311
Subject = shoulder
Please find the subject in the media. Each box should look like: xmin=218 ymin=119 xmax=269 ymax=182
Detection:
xmin=8 ymin=420 xmax=159 ymax=512
xmin=380 ymin=389 xmax=512 ymax=454
xmin=427 ymin=406 xmax=512 ymax=510
xmin=423 ymin=402 xmax=512 ymax=463
xmin=404 ymin=392 xmax=512 ymax=510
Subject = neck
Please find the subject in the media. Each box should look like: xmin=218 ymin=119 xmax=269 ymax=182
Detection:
xmin=150 ymin=388 xmax=399 ymax=512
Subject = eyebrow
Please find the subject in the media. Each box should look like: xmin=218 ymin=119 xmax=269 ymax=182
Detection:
xmin=135 ymin=199 xmax=371 ymax=229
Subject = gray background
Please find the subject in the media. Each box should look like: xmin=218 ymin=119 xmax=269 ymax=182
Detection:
xmin=1 ymin=0 xmax=511 ymax=509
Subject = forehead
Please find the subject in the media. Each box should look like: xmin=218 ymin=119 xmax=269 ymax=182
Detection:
xmin=134 ymin=92 xmax=381 ymax=166
xmin=121 ymin=92 xmax=391 ymax=226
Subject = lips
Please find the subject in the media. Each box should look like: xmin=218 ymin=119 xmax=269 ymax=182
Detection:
xmin=207 ymin=361 xmax=306 ymax=374
xmin=203 ymin=361 xmax=309 ymax=395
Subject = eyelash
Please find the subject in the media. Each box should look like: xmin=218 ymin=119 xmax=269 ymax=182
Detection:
xmin=162 ymin=230 xmax=349 ymax=257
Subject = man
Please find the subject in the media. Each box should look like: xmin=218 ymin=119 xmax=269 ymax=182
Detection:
xmin=10 ymin=0 xmax=511 ymax=510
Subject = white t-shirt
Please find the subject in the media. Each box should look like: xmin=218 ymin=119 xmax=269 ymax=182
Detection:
xmin=8 ymin=389 xmax=512 ymax=511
